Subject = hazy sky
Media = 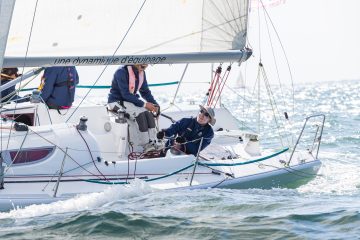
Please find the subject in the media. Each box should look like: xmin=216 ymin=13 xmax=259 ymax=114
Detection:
xmin=251 ymin=0 xmax=360 ymax=83
xmin=146 ymin=0 xmax=360 ymax=87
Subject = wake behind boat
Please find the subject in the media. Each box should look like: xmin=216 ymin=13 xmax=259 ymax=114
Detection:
xmin=0 ymin=0 xmax=324 ymax=212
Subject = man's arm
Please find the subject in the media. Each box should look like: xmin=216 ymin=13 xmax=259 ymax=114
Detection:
xmin=163 ymin=118 xmax=189 ymax=138
xmin=184 ymin=127 xmax=214 ymax=156
xmin=40 ymin=68 xmax=57 ymax=102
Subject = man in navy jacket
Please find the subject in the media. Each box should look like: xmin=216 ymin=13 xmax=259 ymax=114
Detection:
xmin=157 ymin=105 xmax=216 ymax=156
xmin=0 ymin=68 xmax=23 ymax=103
xmin=39 ymin=66 xmax=79 ymax=109
xmin=108 ymin=64 xmax=160 ymax=150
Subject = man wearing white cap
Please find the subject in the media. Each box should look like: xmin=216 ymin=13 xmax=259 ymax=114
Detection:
xmin=157 ymin=105 xmax=215 ymax=156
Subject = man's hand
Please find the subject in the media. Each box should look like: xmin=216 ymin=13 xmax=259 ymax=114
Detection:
xmin=175 ymin=136 xmax=186 ymax=144
xmin=145 ymin=102 xmax=158 ymax=112
xmin=157 ymin=131 xmax=165 ymax=140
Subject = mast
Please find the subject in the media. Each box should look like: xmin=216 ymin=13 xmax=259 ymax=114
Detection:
xmin=0 ymin=0 xmax=16 ymax=69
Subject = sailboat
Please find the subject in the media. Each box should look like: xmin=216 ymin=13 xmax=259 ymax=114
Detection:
xmin=0 ymin=0 xmax=324 ymax=212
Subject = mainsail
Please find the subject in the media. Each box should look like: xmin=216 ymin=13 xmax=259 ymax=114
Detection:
xmin=2 ymin=0 xmax=251 ymax=67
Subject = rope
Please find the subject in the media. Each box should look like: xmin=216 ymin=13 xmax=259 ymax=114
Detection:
xmin=199 ymin=148 xmax=288 ymax=167
xmin=19 ymin=81 xmax=180 ymax=92
xmin=84 ymin=163 xmax=194 ymax=185
xmin=259 ymin=0 xmax=295 ymax=115
xmin=206 ymin=65 xmax=222 ymax=106
xmin=82 ymin=148 xmax=289 ymax=185
xmin=65 ymin=0 xmax=148 ymax=123
xmin=213 ymin=65 xmax=232 ymax=107
xmin=76 ymin=128 xmax=107 ymax=181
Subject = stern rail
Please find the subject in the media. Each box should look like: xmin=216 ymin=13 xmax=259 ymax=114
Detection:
xmin=288 ymin=114 xmax=325 ymax=164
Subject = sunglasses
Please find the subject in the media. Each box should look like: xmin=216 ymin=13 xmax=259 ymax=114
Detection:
xmin=199 ymin=109 xmax=210 ymax=118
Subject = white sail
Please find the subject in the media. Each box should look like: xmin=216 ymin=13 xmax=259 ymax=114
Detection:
xmin=3 ymin=0 xmax=251 ymax=67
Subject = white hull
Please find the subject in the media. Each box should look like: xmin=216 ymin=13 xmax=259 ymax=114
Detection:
xmin=0 ymin=159 xmax=320 ymax=212
xmin=0 ymin=102 xmax=323 ymax=212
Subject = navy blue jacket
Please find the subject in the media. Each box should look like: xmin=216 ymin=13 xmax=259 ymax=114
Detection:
xmin=40 ymin=67 xmax=79 ymax=108
xmin=164 ymin=117 xmax=214 ymax=156
xmin=1 ymin=79 xmax=17 ymax=102
xmin=0 ymin=80 xmax=25 ymax=103
xmin=107 ymin=66 xmax=157 ymax=107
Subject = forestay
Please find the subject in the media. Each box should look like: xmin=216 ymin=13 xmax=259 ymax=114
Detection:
xmin=3 ymin=0 xmax=251 ymax=67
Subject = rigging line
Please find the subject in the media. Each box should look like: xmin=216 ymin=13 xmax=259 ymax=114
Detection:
xmin=209 ymin=0 xmax=238 ymax=33
xmin=207 ymin=65 xmax=222 ymax=105
xmin=259 ymin=0 xmax=295 ymax=115
xmin=39 ymin=95 xmax=53 ymax=125
xmin=261 ymin=68 xmax=286 ymax=148
xmin=200 ymin=38 xmax=233 ymax=43
xmin=27 ymin=128 xmax=101 ymax=178
xmin=202 ymin=18 xmax=236 ymax=38
xmin=262 ymin=8 xmax=287 ymax=109
xmin=171 ymin=64 xmax=189 ymax=105
xmin=224 ymin=0 xmax=241 ymax=33
xmin=261 ymin=66 xmax=291 ymax=147
xmin=200 ymin=0 xmax=205 ymax=51
xmin=257 ymin=0 xmax=262 ymax=61
xmin=2 ymin=0 xmax=39 ymax=153
xmin=245 ymin=0 xmax=253 ymax=50
xmin=4 ymin=130 xmax=29 ymax=174
xmin=213 ymin=64 xmax=233 ymax=107
xmin=257 ymin=63 xmax=261 ymax=133
xmin=243 ymin=60 xmax=249 ymax=116
xmin=135 ymin=16 xmax=243 ymax=54
xmin=10 ymin=0 xmax=39 ymax=127
xmin=0 ymin=70 xmax=41 ymax=103
xmin=242 ymin=65 xmax=260 ymax=122
xmin=211 ymin=176 xmax=230 ymax=188
xmin=65 ymin=0 xmax=148 ymax=123
xmin=76 ymin=128 xmax=107 ymax=181
xmin=209 ymin=65 xmax=228 ymax=106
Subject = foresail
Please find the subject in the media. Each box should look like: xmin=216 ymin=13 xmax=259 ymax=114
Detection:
xmin=3 ymin=0 xmax=250 ymax=67
xmin=0 ymin=0 xmax=15 ymax=69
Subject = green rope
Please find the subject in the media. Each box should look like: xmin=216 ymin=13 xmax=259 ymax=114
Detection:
xmin=20 ymin=81 xmax=179 ymax=92
xmin=199 ymin=148 xmax=289 ymax=167
xmin=83 ymin=148 xmax=288 ymax=185
xmin=84 ymin=163 xmax=194 ymax=185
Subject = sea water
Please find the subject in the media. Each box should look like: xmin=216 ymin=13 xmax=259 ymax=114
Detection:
xmin=0 ymin=80 xmax=359 ymax=239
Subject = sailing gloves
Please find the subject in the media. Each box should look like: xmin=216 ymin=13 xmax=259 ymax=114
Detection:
xmin=157 ymin=131 xmax=165 ymax=139
xmin=156 ymin=131 xmax=186 ymax=144
xmin=175 ymin=136 xmax=186 ymax=144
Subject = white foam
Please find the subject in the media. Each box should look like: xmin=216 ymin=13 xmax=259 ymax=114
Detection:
xmin=0 ymin=179 xmax=154 ymax=219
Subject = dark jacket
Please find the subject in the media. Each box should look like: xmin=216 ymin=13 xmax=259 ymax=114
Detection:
xmin=40 ymin=67 xmax=79 ymax=108
xmin=164 ymin=117 xmax=214 ymax=156
xmin=107 ymin=66 xmax=157 ymax=107
xmin=1 ymin=79 xmax=17 ymax=103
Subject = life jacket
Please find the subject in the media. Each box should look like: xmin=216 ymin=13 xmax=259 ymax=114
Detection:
xmin=38 ymin=67 xmax=77 ymax=110
xmin=38 ymin=67 xmax=75 ymax=92
xmin=127 ymin=66 xmax=144 ymax=94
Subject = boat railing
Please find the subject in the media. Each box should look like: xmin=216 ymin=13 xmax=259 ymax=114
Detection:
xmin=288 ymin=114 xmax=326 ymax=164
xmin=189 ymin=137 xmax=204 ymax=186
